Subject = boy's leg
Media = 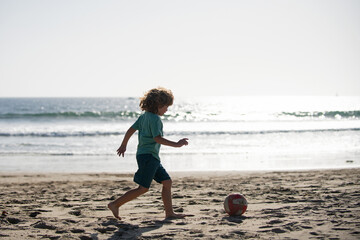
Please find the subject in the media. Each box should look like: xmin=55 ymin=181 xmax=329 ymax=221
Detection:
xmin=109 ymin=154 xmax=156 ymax=219
xmin=161 ymin=179 xmax=185 ymax=219
xmin=108 ymin=185 xmax=148 ymax=220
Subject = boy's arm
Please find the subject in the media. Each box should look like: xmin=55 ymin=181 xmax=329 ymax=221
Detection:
xmin=154 ymin=136 xmax=188 ymax=148
xmin=117 ymin=127 xmax=137 ymax=157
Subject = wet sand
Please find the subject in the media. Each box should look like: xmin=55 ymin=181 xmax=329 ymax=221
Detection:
xmin=0 ymin=168 xmax=359 ymax=239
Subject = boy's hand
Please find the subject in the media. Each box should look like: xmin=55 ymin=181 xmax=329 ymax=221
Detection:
xmin=117 ymin=145 xmax=126 ymax=157
xmin=177 ymin=138 xmax=189 ymax=147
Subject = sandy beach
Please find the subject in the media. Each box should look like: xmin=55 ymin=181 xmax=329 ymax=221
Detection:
xmin=0 ymin=168 xmax=359 ymax=239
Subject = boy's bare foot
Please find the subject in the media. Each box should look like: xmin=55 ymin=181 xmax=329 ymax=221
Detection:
xmin=108 ymin=202 xmax=121 ymax=220
xmin=165 ymin=213 xmax=186 ymax=219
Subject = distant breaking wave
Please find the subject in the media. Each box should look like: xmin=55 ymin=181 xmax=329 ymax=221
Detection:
xmin=0 ymin=110 xmax=359 ymax=121
xmin=0 ymin=111 xmax=142 ymax=119
xmin=1 ymin=128 xmax=359 ymax=137
xmin=281 ymin=111 xmax=360 ymax=119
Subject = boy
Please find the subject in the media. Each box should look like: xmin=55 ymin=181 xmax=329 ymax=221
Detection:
xmin=108 ymin=87 xmax=188 ymax=220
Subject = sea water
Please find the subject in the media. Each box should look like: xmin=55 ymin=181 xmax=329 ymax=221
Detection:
xmin=0 ymin=96 xmax=359 ymax=173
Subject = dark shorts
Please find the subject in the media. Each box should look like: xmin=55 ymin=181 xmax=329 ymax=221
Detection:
xmin=134 ymin=154 xmax=171 ymax=188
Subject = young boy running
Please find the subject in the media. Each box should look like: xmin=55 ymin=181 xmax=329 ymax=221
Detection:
xmin=108 ymin=87 xmax=188 ymax=220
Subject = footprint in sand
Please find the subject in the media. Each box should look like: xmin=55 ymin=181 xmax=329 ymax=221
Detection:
xmin=188 ymin=200 xmax=197 ymax=205
xmin=32 ymin=221 xmax=57 ymax=230
xmin=271 ymin=228 xmax=287 ymax=233
xmin=175 ymin=221 xmax=187 ymax=226
xmin=94 ymin=206 xmax=107 ymax=211
xmin=55 ymin=229 xmax=68 ymax=234
xmin=7 ymin=217 xmax=22 ymax=224
xmin=29 ymin=211 xmax=41 ymax=218
xmin=69 ymin=210 xmax=81 ymax=216
xmin=267 ymin=219 xmax=283 ymax=225
xmin=200 ymin=208 xmax=211 ymax=212
xmin=259 ymin=225 xmax=272 ymax=229
xmin=300 ymin=225 xmax=313 ymax=229
xmin=79 ymin=236 xmax=93 ymax=240
xmin=71 ymin=228 xmax=85 ymax=233
xmin=95 ymin=226 xmax=117 ymax=233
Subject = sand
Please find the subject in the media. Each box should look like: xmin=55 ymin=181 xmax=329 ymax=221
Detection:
xmin=0 ymin=168 xmax=359 ymax=239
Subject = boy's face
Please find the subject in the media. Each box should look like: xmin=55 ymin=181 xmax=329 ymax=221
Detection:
xmin=158 ymin=105 xmax=169 ymax=116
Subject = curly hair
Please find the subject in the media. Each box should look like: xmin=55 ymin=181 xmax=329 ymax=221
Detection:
xmin=139 ymin=87 xmax=174 ymax=114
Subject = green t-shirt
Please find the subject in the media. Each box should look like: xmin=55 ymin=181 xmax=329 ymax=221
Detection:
xmin=131 ymin=111 xmax=163 ymax=160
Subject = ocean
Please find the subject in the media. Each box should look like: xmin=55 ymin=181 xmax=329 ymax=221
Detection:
xmin=0 ymin=96 xmax=359 ymax=173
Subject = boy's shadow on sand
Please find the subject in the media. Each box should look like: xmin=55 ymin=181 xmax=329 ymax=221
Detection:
xmin=99 ymin=218 xmax=167 ymax=240
xmin=91 ymin=216 xmax=248 ymax=239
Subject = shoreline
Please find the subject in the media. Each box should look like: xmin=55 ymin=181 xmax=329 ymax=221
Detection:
xmin=0 ymin=165 xmax=359 ymax=180
xmin=1 ymin=152 xmax=358 ymax=174
xmin=1 ymin=162 xmax=359 ymax=173
xmin=1 ymin=168 xmax=359 ymax=239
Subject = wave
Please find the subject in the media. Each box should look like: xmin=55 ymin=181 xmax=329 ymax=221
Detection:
xmin=0 ymin=152 xmax=115 ymax=156
xmin=1 ymin=128 xmax=359 ymax=137
xmin=0 ymin=131 xmax=124 ymax=137
xmin=280 ymin=111 xmax=360 ymax=119
xmin=0 ymin=111 xmax=194 ymax=121
xmin=0 ymin=111 xmax=142 ymax=120
xmin=1 ymin=110 xmax=359 ymax=121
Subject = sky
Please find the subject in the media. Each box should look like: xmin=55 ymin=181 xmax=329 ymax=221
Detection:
xmin=0 ymin=0 xmax=359 ymax=97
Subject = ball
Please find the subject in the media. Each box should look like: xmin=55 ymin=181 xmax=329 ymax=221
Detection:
xmin=224 ymin=193 xmax=247 ymax=216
